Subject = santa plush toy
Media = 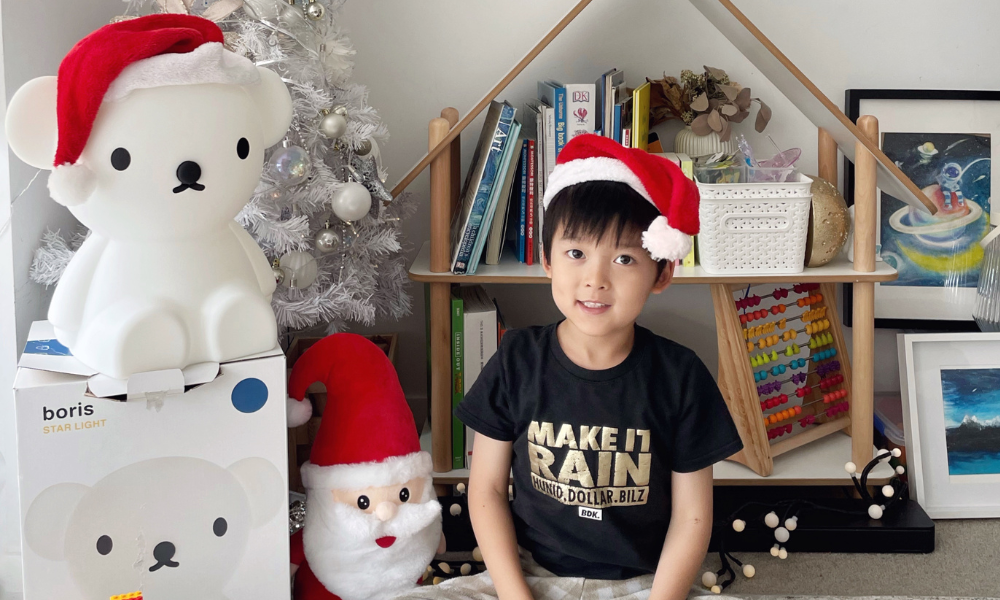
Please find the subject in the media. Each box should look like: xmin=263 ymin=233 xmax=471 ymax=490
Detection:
xmin=287 ymin=334 xmax=443 ymax=600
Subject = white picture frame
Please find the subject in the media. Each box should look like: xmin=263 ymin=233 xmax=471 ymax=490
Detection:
xmin=898 ymin=332 xmax=1000 ymax=518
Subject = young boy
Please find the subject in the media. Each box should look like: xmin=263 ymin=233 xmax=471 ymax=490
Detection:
xmin=454 ymin=134 xmax=743 ymax=600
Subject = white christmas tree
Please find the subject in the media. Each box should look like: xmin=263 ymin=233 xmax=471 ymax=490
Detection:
xmin=31 ymin=0 xmax=416 ymax=334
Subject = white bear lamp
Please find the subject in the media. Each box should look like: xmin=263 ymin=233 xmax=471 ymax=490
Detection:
xmin=5 ymin=15 xmax=292 ymax=379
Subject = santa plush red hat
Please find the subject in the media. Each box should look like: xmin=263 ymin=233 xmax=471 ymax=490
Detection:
xmin=49 ymin=14 xmax=259 ymax=206
xmin=542 ymin=134 xmax=701 ymax=262
xmin=287 ymin=334 xmax=431 ymax=491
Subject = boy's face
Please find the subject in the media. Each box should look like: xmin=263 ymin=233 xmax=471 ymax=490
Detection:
xmin=542 ymin=223 xmax=673 ymax=340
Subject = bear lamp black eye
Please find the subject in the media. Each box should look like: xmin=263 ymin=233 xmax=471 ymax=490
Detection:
xmin=357 ymin=495 xmax=370 ymax=510
xmin=237 ymin=138 xmax=250 ymax=160
xmin=96 ymin=535 xmax=113 ymax=555
xmin=110 ymin=148 xmax=130 ymax=171
xmin=213 ymin=517 xmax=228 ymax=537
xmin=399 ymin=488 xmax=410 ymax=502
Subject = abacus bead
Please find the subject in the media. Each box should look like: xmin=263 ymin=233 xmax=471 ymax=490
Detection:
xmin=740 ymin=314 xmax=748 ymax=324
xmin=794 ymin=405 xmax=802 ymax=414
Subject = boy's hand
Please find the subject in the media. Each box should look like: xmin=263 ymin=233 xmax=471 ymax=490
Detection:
xmin=468 ymin=433 xmax=535 ymax=600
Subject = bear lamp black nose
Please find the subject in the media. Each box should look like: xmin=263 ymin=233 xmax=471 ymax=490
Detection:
xmin=173 ymin=161 xmax=205 ymax=193
xmin=149 ymin=541 xmax=179 ymax=571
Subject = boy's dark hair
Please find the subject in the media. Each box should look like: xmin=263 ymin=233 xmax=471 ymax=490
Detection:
xmin=542 ymin=180 xmax=669 ymax=276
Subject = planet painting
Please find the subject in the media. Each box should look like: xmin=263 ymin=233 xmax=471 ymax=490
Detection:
xmin=880 ymin=132 xmax=991 ymax=288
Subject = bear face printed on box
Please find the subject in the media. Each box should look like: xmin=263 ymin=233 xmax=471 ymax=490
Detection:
xmin=24 ymin=456 xmax=283 ymax=600
xmin=4 ymin=18 xmax=294 ymax=380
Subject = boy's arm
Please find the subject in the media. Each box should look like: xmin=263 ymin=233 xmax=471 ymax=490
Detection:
xmin=468 ymin=433 xmax=533 ymax=600
xmin=649 ymin=467 xmax=714 ymax=600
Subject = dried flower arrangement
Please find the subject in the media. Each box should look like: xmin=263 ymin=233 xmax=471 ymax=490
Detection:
xmin=647 ymin=66 xmax=771 ymax=142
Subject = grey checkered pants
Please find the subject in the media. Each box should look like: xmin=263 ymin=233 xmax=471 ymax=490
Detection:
xmin=392 ymin=549 xmax=730 ymax=600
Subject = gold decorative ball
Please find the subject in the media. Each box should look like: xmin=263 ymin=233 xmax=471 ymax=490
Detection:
xmin=804 ymin=175 xmax=851 ymax=267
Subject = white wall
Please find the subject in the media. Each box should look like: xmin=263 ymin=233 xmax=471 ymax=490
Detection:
xmin=339 ymin=0 xmax=1000 ymax=403
xmin=0 ymin=2 xmax=125 ymax=596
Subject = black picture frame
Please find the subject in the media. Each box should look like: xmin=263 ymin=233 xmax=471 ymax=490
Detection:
xmin=842 ymin=89 xmax=1000 ymax=331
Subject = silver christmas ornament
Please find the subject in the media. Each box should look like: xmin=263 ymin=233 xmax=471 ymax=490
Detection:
xmin=289 ymin=497 xmax=306 ymax=535
xmin=332 ymin=181 xmax=372 ymax=222
xmin=305 ymin=0 xmax=325 ymax=20
xmin=243 ymin=0 xmax=282 ymax=20
xmin=279 ymin=251 xmax=319 ymax=289
xmin=314 ymin=223 xmax=341 ymax=254
xmin=271 ymin=259 xmax=285 ymax=286
xmin=356 ymin=139 xmax=372 ymax=156
xmin=320 ymin=108 xmax=348 ymax=140
xmin=268 ymin=144 xmax=311 ymax=186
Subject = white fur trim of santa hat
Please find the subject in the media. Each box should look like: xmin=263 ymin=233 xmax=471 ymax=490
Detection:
xmin=48 ymin=162 xmax=97 ymax=207
xmin=540 ymin=156 xmax=692 ymax=262
xmin=104 ymin=42 xmax=259 ymax=102
xmin=300 ymin=450 xmax=433 ymax=491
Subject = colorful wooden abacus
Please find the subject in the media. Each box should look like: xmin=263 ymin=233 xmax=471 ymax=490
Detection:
xmin=712 ymin=281 xmax=854 ymax=476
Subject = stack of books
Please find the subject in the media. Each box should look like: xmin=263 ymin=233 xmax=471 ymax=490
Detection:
xmin=449 ymin=285 xmax=505 ymax=469
xmin=448 ymin=70 xmax=696 ymax=273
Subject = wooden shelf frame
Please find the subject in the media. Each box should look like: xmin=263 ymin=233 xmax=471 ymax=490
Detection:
xmin=395 ymin=0 xmax=917 ymax=483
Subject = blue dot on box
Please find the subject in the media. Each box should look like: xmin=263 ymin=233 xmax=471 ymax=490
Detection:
xmin=232 ymin=378 xmax=268 ymax=413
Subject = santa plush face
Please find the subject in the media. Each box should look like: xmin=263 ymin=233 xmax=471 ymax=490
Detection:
xmin=302 ymin=458 xmax=441 ymax=600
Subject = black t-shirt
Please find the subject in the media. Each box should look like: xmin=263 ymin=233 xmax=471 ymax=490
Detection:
xmin=455 ymin=322 xmax=743 ymax=579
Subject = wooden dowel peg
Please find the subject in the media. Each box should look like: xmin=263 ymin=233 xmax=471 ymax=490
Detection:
xmin=818 ymin=127 xmax=837 ymax=185
xmin=441 ymin=108 xmax=461 ymax=214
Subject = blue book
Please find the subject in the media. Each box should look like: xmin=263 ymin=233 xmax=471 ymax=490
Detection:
xmin=450 ymin=101 xmax=516 ymax=274
xmin=612 ymin=103 xmax=623 ymax=144
xmin=468 ymin=119 xmax=521 ymax=274
xmin=537 ymin=80 xmax=566 ymax=158
xmin=518 ymin=140 xmax=528 ymax=263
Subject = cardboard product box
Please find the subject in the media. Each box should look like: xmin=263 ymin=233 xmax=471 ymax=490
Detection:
xmin=13 ymin=322 xmax=290 ymax=600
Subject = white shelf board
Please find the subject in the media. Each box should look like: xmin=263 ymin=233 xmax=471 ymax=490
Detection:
xmin=422 ymin=429 xmax=893 ymax=486
xmin=408 ymin=241 xmax=897 ymax=285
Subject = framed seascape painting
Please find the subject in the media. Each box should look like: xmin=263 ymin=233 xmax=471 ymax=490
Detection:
xmin=844 ymin=90 xmax=1000 ymax=330
xmin=898 ymin=332 xmax=1000 ymax=518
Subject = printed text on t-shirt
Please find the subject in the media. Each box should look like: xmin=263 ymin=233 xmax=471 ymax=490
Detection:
xmin=526 ymin=420 xmax=651 ymax=509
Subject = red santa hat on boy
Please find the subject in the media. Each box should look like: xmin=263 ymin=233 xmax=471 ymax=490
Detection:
xmin=287 ymin=334 xmax=432 ymax=491
xmin=542 ymin=134 xmax=701 ymax=262
xmin=49 ymin=14 xmax=259 ymax=206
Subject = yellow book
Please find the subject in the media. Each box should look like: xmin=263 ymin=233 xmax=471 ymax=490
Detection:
xmin=630 ymin=81 xmax=651 ymax=151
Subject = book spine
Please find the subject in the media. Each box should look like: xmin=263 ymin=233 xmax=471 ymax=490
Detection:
xmin=631 ymin=82 xmax=650 ymax=151
xmin=544 ymin=106 xmax=556 ymax=185
xmin=527 ymin=140 xmax=536 ymax=266
xmin=565 ymin=83 xmax=596 ymax=141
xmin=451 ymin=295 xmax=464 ymax=470
xmin=554 ymin=87 xmax=567 ymax=158
xmin=453 ymin=105 xmax=515 ymax=274
xmin=469 ymin=120 xmax=520 ymax=274
xmin=612 ymin=104 xmax=622 ymax=144
xmin=518 ymin=141 xmax=528 ymax=263
xmin=622 ymin=128 xmax=631 ymax=148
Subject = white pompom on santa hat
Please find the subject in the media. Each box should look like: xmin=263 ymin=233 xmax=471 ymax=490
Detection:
xmin=541 ymin=134 xmax=701 ymax=262
xmin=48 ymin=14 xmax=259 ymax=206
xmin=287 ymin=334 xmax=431 ymax=491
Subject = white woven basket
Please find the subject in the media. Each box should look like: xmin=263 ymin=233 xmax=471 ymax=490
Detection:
xmin=696 ymin=173 xmax=813 ymax=274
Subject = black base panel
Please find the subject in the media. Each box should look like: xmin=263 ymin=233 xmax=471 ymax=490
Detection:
xmin=709 ymin=492 xmax=934 ymax=554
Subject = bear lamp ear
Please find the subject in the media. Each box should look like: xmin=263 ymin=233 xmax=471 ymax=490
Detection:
xmin=24 ymin=482 xmax=89 ymax=561
xmin=246 ymin=67 xmax=292 ymax=148
xmin=228 ymin=457 xmax=284 ymax=528
xmin=6 ymin=76 xmax=58 ymax=170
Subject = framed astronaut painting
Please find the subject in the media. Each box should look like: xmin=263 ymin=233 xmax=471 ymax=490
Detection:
xmin=843 ymin=89 xmax=1000 ymax=331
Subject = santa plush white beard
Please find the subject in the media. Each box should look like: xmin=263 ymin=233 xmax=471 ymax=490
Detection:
xmin=303 ymin=490 xmax=442 ymax=600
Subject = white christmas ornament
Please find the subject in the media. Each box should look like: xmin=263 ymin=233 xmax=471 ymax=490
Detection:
xmin=332 ymin=181 xmax=372 ymax=222
xmin=4 ymin=23 xmax=292 ymax=380
xmin=268 ymin=144 xmax=311 ymax=185
xmin=774 ymin=526 xmax=790 ymax=543
xmin=764 ymin=512 xmax=779 ymax=528
xmin=279 ymin=251 xmax=318 ymax=289
xmin=320 ymin=105 xmax=349 ymax=139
